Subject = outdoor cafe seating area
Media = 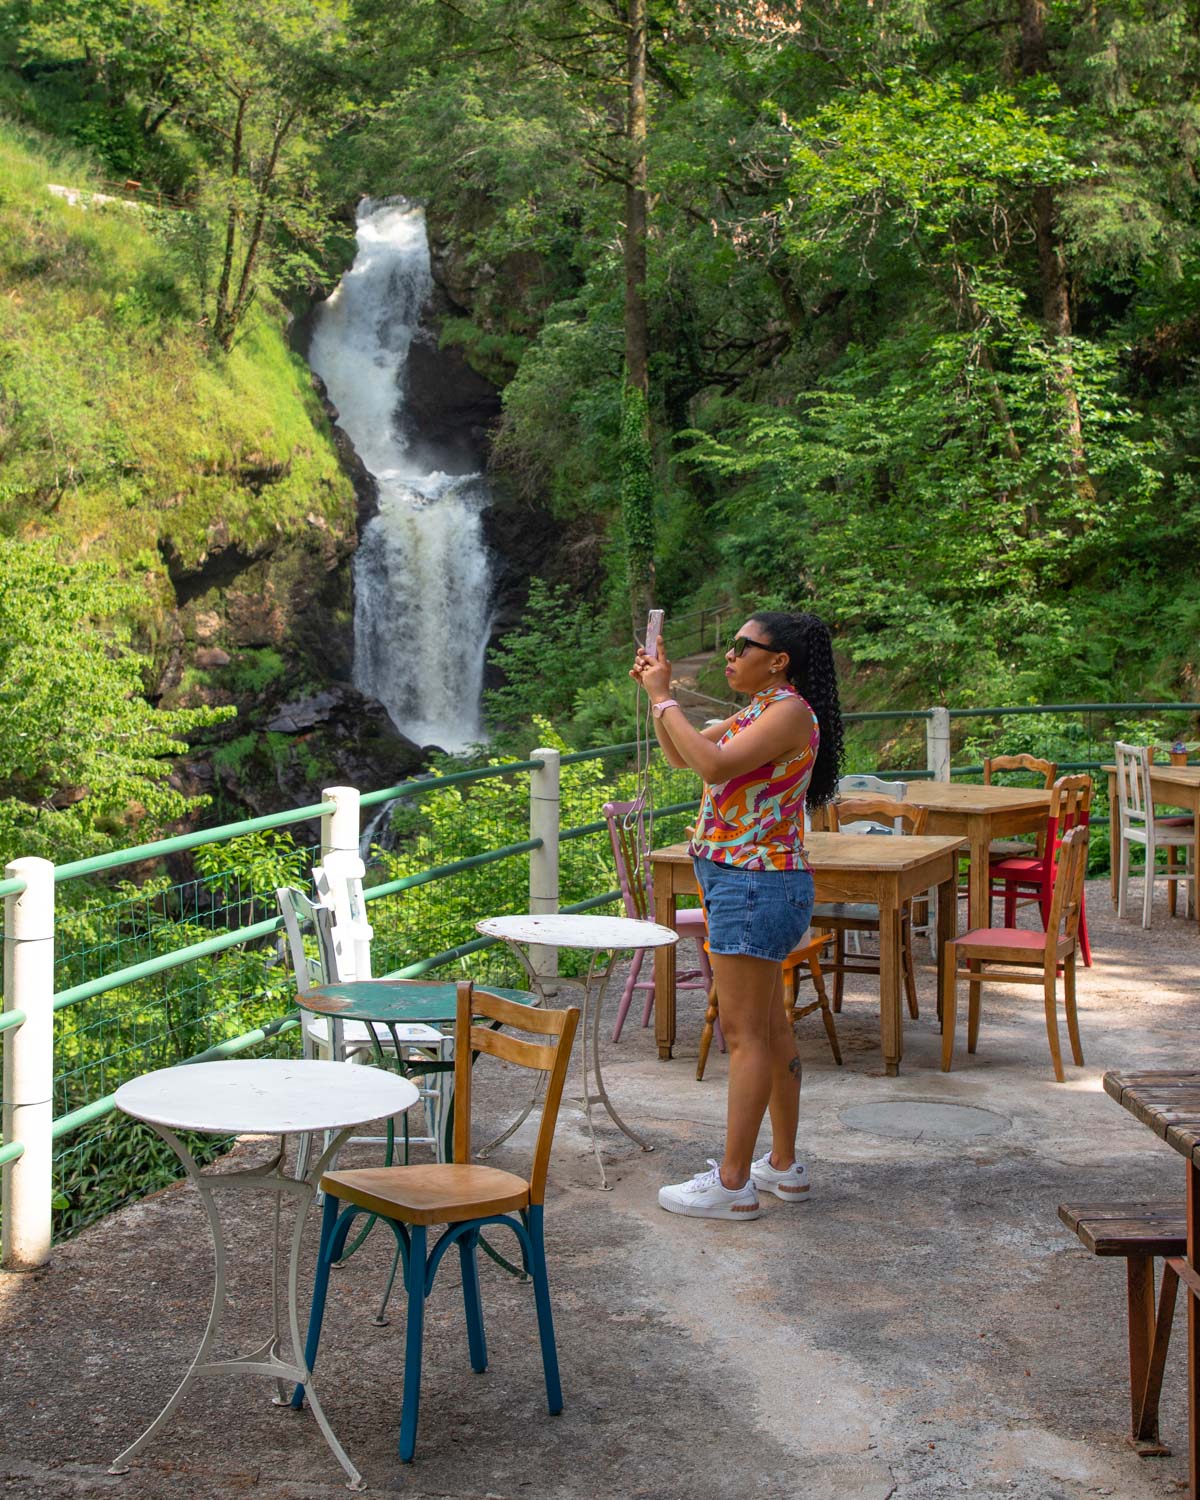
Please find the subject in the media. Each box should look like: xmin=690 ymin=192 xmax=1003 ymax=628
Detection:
xmin=3 ymin=741 xmax=1200 ymax=1499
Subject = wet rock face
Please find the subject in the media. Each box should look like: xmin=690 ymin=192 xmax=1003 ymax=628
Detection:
xmin=401 ymin=330 xmax=500 ymax=475
xmin=187 ymin=682 xmax=427 ymax=832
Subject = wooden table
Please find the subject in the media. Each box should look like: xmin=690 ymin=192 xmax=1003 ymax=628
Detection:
xmin=1104 ymin=1070 xmax=1200 ymax=1497
xmin=1104 ymin=764 xmax=1200 ymax=922
xmin=651 ymin=833 xmax=964 ymax=1074
xmin=899 ymin=782 xmax=1053 ymax=932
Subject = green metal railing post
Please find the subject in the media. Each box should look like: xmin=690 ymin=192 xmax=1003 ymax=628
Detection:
xmin=926 ymin=706 xmax=951 ymax=781
xmin=2 ymin=858 xmax=54 ymax=1269
xmin=528 ymin=748 xmax=561 ymax=985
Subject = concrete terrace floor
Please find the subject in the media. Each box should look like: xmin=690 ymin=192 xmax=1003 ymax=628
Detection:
xmin=1 ymin=878 xmax=1198 ymax=1500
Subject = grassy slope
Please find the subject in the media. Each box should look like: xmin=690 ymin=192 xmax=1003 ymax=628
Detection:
xmin=0 ymin=119 xmax=355 ymax=627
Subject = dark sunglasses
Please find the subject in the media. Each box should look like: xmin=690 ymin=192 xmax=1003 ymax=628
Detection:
xmin=728 ymin=635 xmax=776 ymax=658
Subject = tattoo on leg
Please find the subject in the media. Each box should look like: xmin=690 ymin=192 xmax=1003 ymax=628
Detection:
xmin=788 ymin=1055 xmax=803 ymax=1084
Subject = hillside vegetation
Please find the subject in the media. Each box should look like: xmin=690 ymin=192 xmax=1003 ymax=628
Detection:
xmin=1 ymin=1 xmax=1199 ymax=835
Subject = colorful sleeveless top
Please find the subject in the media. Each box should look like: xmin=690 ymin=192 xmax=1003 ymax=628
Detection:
xmin=690 ymin=685 xmax=818 ymax=873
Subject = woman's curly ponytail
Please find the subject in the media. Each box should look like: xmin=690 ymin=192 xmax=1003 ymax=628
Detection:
xmin=750 ymin=611 xmax=845 ymax=807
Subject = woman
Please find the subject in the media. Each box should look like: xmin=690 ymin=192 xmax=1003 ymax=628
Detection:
xmin=631 ymin=611 xmax=843 ymax=1221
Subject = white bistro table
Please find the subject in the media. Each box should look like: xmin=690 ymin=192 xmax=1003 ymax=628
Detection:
xmin=110 ymin=1058 xmax=418 ymax=1491
xmin=476 ymin=913 xmax=677 ymax=1190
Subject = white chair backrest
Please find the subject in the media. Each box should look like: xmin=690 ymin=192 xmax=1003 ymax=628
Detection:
xmin=1114 ymin=742 xmax=1151 ymax=828
xmin=838 ymin=774 xmax=908 ymax=801
xmin=276 ymin=886 xmax=339 ymax=994
xmin=314 ymin=851 xmax=374 ymax=982
xmin=837 ymin=775 xmax=909 ymax=834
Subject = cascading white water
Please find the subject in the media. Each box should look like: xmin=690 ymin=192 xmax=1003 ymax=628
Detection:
xmin=307 ymin=198 xmax=492 ymax=751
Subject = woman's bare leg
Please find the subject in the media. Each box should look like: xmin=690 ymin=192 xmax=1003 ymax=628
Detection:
xmin=765 ymin=966 xmax=801 ymax=1169
xmin=711 ymin=952 xmax=782 ymax=1188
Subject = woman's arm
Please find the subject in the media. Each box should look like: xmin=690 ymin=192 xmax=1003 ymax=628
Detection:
xmin=633 ymin=643 xmax=811 ymax=782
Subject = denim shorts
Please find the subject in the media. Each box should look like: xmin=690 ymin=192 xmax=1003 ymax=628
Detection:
xmin=693 ymin=857 xmax=815 ymax=963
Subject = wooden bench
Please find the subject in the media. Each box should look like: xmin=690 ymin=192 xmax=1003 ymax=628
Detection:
xmin=1059 ymin=1201 xmax=1186 ymax=1454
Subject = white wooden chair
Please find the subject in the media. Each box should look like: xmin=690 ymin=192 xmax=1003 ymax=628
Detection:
xmin=1114 ymin=742 xmax=1196 ymax=928
xmin=276 ymin=883 xmax=452 ymax=1174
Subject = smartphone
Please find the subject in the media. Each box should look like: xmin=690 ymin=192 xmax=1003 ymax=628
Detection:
xmin=645 ymin=609 xmax=664 ymax=658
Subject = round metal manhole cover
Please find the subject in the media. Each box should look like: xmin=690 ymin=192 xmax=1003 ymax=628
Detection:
xmin=838 ymin=1099 xmax=1011 ymax=1141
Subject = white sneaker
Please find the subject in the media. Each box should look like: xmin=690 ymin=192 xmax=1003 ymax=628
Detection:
xmin=750 ymin=1153 xmax=812 ymax=1203
xmin=658 ymin=1160 xmax=761 ymax=1221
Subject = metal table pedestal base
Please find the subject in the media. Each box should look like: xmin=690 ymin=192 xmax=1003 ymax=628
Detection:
xmin=109 ymin=1126 xmax=366 ymax=1491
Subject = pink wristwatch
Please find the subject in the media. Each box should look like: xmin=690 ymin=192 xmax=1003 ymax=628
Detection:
xmin=652 ymin=698 xmax=679 ymax=719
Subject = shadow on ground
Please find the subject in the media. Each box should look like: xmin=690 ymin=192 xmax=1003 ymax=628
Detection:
xmin=0 ymin=878 xmax=1195 ymax=1499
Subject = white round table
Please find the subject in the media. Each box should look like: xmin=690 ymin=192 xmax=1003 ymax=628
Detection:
xmin=110 ymin=1059 xmax=418 ymax=1491
xmin=476 ymin=914 xmax=677 ymax=1189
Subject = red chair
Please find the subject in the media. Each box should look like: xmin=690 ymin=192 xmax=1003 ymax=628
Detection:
xmin=988 ymin=774 xmax=1093 ymax=966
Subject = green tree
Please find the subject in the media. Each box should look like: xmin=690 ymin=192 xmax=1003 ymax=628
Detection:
xmin=0 ymin=541 xmax=231 ymax=864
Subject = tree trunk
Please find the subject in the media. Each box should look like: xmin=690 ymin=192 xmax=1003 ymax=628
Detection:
xmin=622 ymin=0 xmax=654 ymax=632
xmin=1019 ymin=0 xmax=1096 ymax=507
xmin=226 ymin=106 xmax=299 ymax=345
xmin=212 ymin=91 xmax=248 ymax=349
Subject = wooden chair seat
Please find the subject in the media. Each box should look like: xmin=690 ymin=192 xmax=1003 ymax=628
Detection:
xmin=988 ymin=854 xmax=1042 ymax=879
xmin=989 ymin=837 xmax=1036 ymax=860
xmin=955 ymin=926 xmax=1048 ymax=953
xmin=322 ymin=1164 xmax=531 ymax=1226
xmin=809 ymin=901 xmax=883 ymax=927
xmin=1058 ymin=1200 xmax=1185 ymax=1454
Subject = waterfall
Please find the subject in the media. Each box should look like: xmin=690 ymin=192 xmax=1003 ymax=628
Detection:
xmin=307 ymin=198 xmax=492 ymax=752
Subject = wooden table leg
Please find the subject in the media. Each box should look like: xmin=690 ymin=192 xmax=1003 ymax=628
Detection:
xmin=967 ymin=815 xmax=990 ymax=934
xmin=879 ymin=897 xmax=902 ymax=1076
xmin=935 ymin=873 xmax=956 ymax=1028
xmin=1127 ymin=1255 xmax=1157 ymax=1439
xmin=653 ymin=877 xmax=678 ymax=1061
xmin=1108 ymin=771 xmax=1120 ymax=912
xmin=1192 ymin=795 xmax=1199 ymax=926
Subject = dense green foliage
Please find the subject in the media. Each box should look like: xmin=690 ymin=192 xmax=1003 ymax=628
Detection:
xmin=6 ymin=1 xmax=1200 ymax=757
xmin=0 ymin=541 xmax=230 ymax=865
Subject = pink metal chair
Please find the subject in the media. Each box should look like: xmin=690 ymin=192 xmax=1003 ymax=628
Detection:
xmin=603 ymin=800 xmax=713 ymax=1042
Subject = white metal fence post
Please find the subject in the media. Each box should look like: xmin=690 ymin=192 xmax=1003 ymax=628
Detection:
xmin=2 ymin=858 xmax=56 ymax=1270
xmin=528 ymin=749 xmax=561 ymax=985
xmin=926 ymin=707 xmax=952 ymax=782
xmin=321 ymin=786 xmax=361 ymax=860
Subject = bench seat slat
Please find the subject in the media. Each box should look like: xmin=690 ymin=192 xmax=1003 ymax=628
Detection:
xmin=1059 ymin=1201 xmax=1187 ymax=1258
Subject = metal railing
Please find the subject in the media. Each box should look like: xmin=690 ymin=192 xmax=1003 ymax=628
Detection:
xmin=3 ymin=699 xmax=1197 ymax=1265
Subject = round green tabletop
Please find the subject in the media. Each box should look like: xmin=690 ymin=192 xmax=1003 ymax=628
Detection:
xmin=299 ymin=979 xmax=536 ymax=1025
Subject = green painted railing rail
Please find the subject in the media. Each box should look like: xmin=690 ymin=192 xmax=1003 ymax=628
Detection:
xmin=0 ymin=1142 xmax=24 ymax=1168
xmin=359 ymin=758 xmax=546 ymax=807
xmin=0 ymin=877 xmax=26 ymax=899
xmin=54 ymin=802 xmax=335 ymax=882
xmin=52 ymin=916 xmax=284 ymax=1011
xmin=947 ymin=702 xmax=1200 ymax=719
xmin=364 ymin=839 xmax=542 ymax=901
xmin=0 ymin=1010 xmax=27 ymax=1034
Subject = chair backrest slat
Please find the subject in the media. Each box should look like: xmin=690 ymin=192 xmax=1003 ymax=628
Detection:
xmin=1114 ymin=742 xmax=1151 ymax=825
xmin=604 ymin=799 xmax=651 ymax=920
xmin=984 ymin=753 xmax=1057 ymax=788
xmin=453 ymin=982 xmax=579 ymax=1205
xmin=1047 ymin=824 xmax=1089 ymax=942
xmin=838 ymin=774 xmax=908 ymax=800
xmin=276 ymin=886 xmax=337 ymax=994
xmin=831 ymin=795 xmax=928 ymax=837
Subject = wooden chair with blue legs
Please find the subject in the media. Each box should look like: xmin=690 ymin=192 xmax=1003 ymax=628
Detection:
xmin=291 ymin=981 xmax=580 ymax=1463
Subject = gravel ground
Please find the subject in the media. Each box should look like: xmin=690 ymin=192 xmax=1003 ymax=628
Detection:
xmin=1 ymin=875 xmax=1197 ymax=1499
